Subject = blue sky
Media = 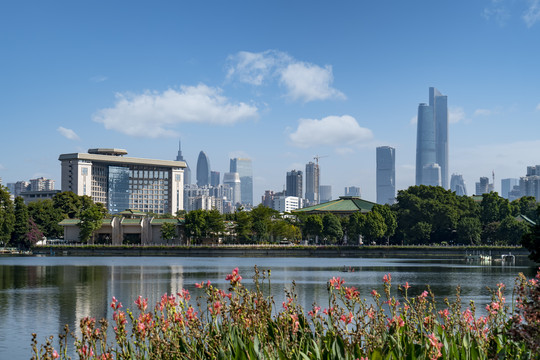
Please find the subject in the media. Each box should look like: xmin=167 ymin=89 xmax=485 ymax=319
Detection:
xmin=1 ymin=1 xmax=540 ymax=203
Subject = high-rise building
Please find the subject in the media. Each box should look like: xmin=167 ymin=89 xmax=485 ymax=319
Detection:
xmin=376 ymin=146 xmax=396 ymax=204
xmin=518 ymin=165 xmax=540 ymax=201
xmin=230 ymin=158 xmax=253 ymax=206
xmin=305 ymin=161 xmax=320 ymax=205
xmin=344 ymin=186 xmax=361 ymax=197
xmin=501 ymin=178 xmax=519 ymax=199
xmin=59 ymin=148 xmax=185 ymax=214
xmin=223 ymin=172 xmax=241 ymax=205
xmin=196 ymin=151 xmax=211 ymax=187
xmin=450 ymin=174 xmax=467 ymax=196
xmin=176 ymin=140 xmax=191 ymax=185
xmin=416 ymin=87 xmax=448 ymax=188
xmin=319 ymin=185 xmax=332 ymax=203
xmin=210 ymin=171 xmax=220 ymax=187
xmin=286 ymin=170 xmax=303 ymax=197
xmin=475 ymin=177 xmax=492 ymax=195
xmin=29 ymin=177 xmax=55 ymax=191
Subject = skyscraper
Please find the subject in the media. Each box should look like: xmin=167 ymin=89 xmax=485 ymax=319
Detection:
xmin=416 ymin=87 xmax=448 ymax=188
xmin=501 ymin=178 xmax=519 ymax=199
xmin=196 ymin=151 xmax=211 ymax=187
xmin=223 ymin=172 xmax=241 ymax=205
xmin=305 ymin=161 xmax=320 ymax=205
xmin=176 ymin=140 xmax=191 ymax=185
xmin=210 ymin=171 xmax=220 ymax=187
xmin=286 ymin=170 xmax=303 ymax=197
xmin=450 ymin=174 xmax=467 ymax=196
xmin=230 ymin=158 xmax=253 ymax=205
xmin=319 ymin=185 xmax=332 ymax=203
xmin=376 ymin=146 xmax=396 ymax=205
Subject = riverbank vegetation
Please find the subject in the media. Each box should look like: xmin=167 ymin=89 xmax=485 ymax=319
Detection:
xmin=32 ymin=266 xmax=540 ymax=359
xmin=1 ymin=185 xmax=539 ymax=261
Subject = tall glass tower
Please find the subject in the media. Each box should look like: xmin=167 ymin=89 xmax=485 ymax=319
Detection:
xmin=376 ymin=146 xmax=396 ymax=205
xmin=415 ymin=87 xmax=448 ymax=188
xmin=305 ymin=161 xmax=319 ymax=205
xmin=196 ymin=151 xmax=211 ymax=187
xmin=230 ymin=158 xmax=253 ymax=205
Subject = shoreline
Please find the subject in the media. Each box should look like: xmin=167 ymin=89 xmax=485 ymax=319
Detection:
xmin=30 ymin=245 xmax=534 ymax=261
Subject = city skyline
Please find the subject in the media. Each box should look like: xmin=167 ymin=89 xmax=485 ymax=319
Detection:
xmin=1 ymin=1 xmax=540 ymax=204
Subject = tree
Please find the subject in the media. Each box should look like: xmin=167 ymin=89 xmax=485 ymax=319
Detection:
xmin=184 ymin=209 xmax=207 ymax=243
xmin=52 ymin=191 xmax=82 ymax=218
xmin=250 ymin=205 xmax=279 ymax=242
xmin=497 ymin=216 xmax=530 ymax=246
xmin=26 ymin=218 xmax=44 ymax=248
xmin=522 ymin=206 xmax=540 ymax=262
xmin=234 ymin=209 xmax=252 ymax=243
xmin=456 ymin=217 xmax=482 ymax=245
xmin=372 ymin=204 xmax=397 ymax=241
xmin=0 ymin=185 xmax=15 ymax=246
xmin=511 ymin=196 xmax=538 ymax=221
xmin=480 ymin=192 xmax=511 ymax=225
xmin=409 ymin=222 xmax=432 ymax=244
xmin=12 ymin=197 xmax=29 ymax=248
xmin=346 ymin=212 xmax=366 ymax=244
xmin=303 ymin=215 xmax=323 ymax=242
xmin=322 ymin=213 xmax=343 ymax=243
xmin=79 ymin=204 xmax=105 ymax=243
xmin=160 ymin=222 xmax=177 ymax=244
xmin=361 ymin=211 xmax=387 ymax=244
xmin=205 ymin=209 xmax=225 ymax=241
xmin=28 ymin=200 xmax=64 ymax=238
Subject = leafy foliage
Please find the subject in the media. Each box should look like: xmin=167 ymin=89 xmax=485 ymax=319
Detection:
xmin=32 ymin=267 xmax=540 ymax=360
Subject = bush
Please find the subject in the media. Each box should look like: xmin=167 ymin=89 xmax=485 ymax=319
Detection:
xmin=32 ymin=267 xmax=540 ymax=359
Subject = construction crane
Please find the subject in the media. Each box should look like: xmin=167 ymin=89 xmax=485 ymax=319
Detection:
xmin=313 ymin=154 xmax=328 ymax=166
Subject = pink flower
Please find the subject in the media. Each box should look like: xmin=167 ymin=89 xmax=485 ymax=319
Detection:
xmin=344 ymin=286 xmax=359 ymax=300
xmin=195 ymin=281 xmax=204 ymax=288
xmin=438 ymin=308 xmax=449 ymax=319
xmin=308 ymin=306 xmax=321 ymax=317
xmin=383 ymin=273 xmax=391 ymax=283
xmin=403 ymin=281 xmax=410 ymax=290
xmin=225 ymin=267 xmax=243 ymax=285
xmin=329 ymin=276 xmax=345 ymax=289
xmin=420 ymin=290 xmax=428 ymax=298
xmin=340 ymin=312 xmax=354 ymax=324
xmin=210 ymin=301 xmax=223 ymax=315
xmin=135 ymin=296 xmax=148 ymax=312
xmin=52 ymin=350 xmax=59 ymax=359
xmin=110 ymin=296 xmax=122 ymax=310
xmin=370 ymin=289 xmax=379 ymax=297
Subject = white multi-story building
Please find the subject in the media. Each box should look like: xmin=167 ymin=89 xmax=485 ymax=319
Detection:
xmin=273 ymin=196 xmax=303 ymax=213
xmin=30 ymin=177 xmax=55 ymax=191
xmin=59 ymin=148 xmax=186 ymax=215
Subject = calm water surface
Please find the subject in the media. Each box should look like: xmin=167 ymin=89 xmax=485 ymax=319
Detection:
xmin=0 ymin=256 xmax=536 ymax=359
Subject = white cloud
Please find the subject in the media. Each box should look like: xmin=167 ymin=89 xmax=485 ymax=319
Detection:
xmin=289 ymin=115 xmax=373 ymax=148
xmin=474 ymin=108 xmax=492 ymax=116
xmin=410 ymin=115 xmax=417 ymax=125
xmin=280 ymin=62 xmax=345 ymax=102
xmin=536 ymin=103 xmax=540 ymax=111
xmin=523 ymin=0 xmax=540 ymax=27
xmin=449 ymin=107 xmax=465 ymax=123
xmin=482 ymin=0 xmax=510 ymax=26
xmin=57 ymin=126 xmax=80 ymax=140
xmin=226 ymin=50 xmax=289 ymax=85
xmin=93 ymin=84 xmax=258 ymax=138
xmin=227 ymin=50 xmax=345 ymax=102
xmin=90 ymin=75 xmax=108 ymax=83
xmin=0 ymin=163 xmax=5 ymax=170
xmin=335 ymin=147 xmax=354 ymax=155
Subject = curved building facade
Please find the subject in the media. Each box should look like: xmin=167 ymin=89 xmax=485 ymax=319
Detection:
xmin=196 ymin=151 xmax=211 ymax=187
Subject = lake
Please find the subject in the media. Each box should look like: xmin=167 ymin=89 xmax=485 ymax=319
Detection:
xmin=0 ymin=255 xmax=537 ymax=359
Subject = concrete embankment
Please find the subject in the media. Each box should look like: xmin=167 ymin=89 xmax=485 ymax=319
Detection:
xmin=32 ymin=245 xmax=532 ymax=261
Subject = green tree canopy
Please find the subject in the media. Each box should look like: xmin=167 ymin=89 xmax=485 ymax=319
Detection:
xmin=361 ymin=211 xmax=387 ymax=244
xmin=456 ymin=217 xmax=482 ymax=245
xmin=160 ymin=222 xmax=177 ymax=243
xmin=0 ymin=186 xmax=15 ymax=245
xmin=480 ymin=192 xmax=511 ymax=225
xmin=302 ymin=214 xmax=323 ymax=241
xmin=184 ymin=209 xmax=207 ymax=242
xmin=322 ymin=213 xmax=343 ymax=243
xmin=522 ymin=206 xmax=540 ymax=263
xmin=28 ymin=200 xmax=64 ymax=238
xmin=12 ymin=197 xmax=29 ymax=248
